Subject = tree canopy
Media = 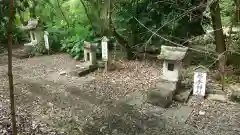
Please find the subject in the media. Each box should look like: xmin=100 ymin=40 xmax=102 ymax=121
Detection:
xmin=0 ymin=0 xmax=238 ymax=59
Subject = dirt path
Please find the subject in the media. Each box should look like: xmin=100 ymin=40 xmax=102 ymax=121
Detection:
xmin=0 ymin=54 xmax=103 ymax=134
xmin=0 ymin=53 xmax=166 ymax=134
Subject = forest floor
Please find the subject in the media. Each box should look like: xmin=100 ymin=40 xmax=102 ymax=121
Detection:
xmin=0 ymin=52 xmax=240 ymax=135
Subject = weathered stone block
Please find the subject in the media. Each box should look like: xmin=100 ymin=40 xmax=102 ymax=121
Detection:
xmin=156 ymin=80 xmax=177 ymax=91
xmin=68 ymin=64 xmax=98 ymax=77
xmin=230 ymin=90 xmax=240 ymax=103
xmin=163 ymin=106 xmax=193 ymax=124
xmin=207 ymin=94 xmax=227 ymax=102
xmin=174 ymin=89 xmax=192 ymax=103
xmin=147 ymin=88 xmax=174 ymax=108
xmin=124 ymin=91 xmax=146 ymax=107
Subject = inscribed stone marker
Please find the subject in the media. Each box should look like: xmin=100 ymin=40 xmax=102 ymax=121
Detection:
xmin=101 ymin=36 xmax=109 ymax=61
xmin=44 ymin=31 xmax=49 ymax=50
xmin=193 ymin=70 xmax=207 ymax=96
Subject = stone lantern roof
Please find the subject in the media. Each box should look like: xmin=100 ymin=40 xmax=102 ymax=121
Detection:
xmin=157 ymin=45 xmax=188 ymax=61
xmin=84 ymin=41 xmax=98 ymax=51
xmin=22 ymin=19 xmax=39 ymax=31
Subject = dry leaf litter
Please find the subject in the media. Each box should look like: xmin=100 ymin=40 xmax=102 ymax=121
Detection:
xmin=0 ymin=53 xmax=239 ymax=134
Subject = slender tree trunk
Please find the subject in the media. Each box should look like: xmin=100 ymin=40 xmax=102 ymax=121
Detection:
xmin=130 ymin=0 xmax=138 ymax=49
xmin=210 ymin=0 xmax=226 ymax=53
xmin=8 ymin=0 xmax=17 ymax=134
xmin=210 ymin=0 xmax=226 ymax=91
xmin=234 ymin=0 xmax=240 ymax=23
xmin=79 ymin=0 xmax=95 ymax=32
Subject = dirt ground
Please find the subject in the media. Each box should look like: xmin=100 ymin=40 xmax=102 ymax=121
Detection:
xmin=0 ymin=53 xmax=240 ymax=135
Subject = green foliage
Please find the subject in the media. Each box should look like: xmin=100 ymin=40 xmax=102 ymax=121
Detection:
xmin=0 ymin=0 xmax=27 ymax=44
xmin=32 ymin=0 xmax=94 ymax=59
xmin=114 ymin=0 xmax=207 ymax=49
xmin=60 ymin=36 xmax=84 ymax=60
xmin=224 ymin=75 xmax=235 ymax=83
xmin=2 ymin=0 xmax=234 ymax=60
xmin=46 ymin=26 xmax=68 ymax=52
xmin=0 ymin=23 xmax=26 ymax=44
xmin=59 ymin=23 xmax=93 ymax=59
xmin=220 ymin=0 xmax=235 ymax=25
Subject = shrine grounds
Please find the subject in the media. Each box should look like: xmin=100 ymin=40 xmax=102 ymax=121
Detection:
xmin=0 ymin=53 xmax=240 ymax=135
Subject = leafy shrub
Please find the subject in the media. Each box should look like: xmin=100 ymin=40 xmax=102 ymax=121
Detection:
xmin=46 ymin=27 xmax=67 ymax=52
xmin=59 ymin=24 xmax=99 ymax=60
xmin=0 ymin=23 xmax=27 ymax=45
xmin=60 ymin=36 xmax=85 ymax=60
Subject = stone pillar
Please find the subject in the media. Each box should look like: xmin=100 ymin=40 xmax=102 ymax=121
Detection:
xmin=84 ymin=49 xmax=89 ymax=62
xmin=90 ymin=50 xmax=97 ymax=65
xmin=44 ymin=31 xmax=50 ymax=50
xmin=83 ymin=41 xmax=97 ymax=66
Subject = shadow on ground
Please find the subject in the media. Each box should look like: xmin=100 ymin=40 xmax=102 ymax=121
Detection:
xmin=81 ymin=102 xmax=201 ymax=135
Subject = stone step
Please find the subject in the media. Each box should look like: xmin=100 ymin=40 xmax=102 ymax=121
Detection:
xmin=68 ymin=64 xmax=98 ymax=77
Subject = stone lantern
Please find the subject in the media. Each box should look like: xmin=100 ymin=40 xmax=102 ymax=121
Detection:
xmin=157 ymin=45 xmax=188 ymax=82
xmin=22 ymin=19 xmax=42 ymax=46
xmin=147 ymin=45 xmax=188 ymax=108
xmin=22 ymin=18 xmax=44 ymax=53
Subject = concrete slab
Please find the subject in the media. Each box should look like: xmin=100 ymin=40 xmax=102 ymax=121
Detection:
xmin=124 ymin=91 xmax=147 ymax=107
xmin=68 ymin=64 xmax=98 ymax=77
xmin=163 ymin=106 xmax=193 ymax=124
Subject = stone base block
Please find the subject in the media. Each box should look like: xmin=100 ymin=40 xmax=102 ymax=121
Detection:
xmin=147 ymin=88 xmax=174 ymax=108
xmin=156 ymin=79 xmax=178 ymax=91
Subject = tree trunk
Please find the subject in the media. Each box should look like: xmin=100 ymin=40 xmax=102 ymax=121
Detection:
xmin=234 ymin=0 xmax=240 ymax=23
xmin=210 ymin=0 xmax=226 ymax=53
xmin=8 ymin=0 xmax=17 ymax=134
xmin=210 ymin=0 xmax=226 ymax=90
xmin=112 ymin=28 xmax=133 ymax=60
xmin=109 ymin=5 xmax=133 ymax=60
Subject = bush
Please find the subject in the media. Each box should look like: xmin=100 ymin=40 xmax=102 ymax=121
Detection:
xmin=60 ymin=36 xmax=85 ymax=60
xmin=0 ymin=24 xmax=27 ymax=45
xmin=59 ymin=24 xmax=100 ymax=60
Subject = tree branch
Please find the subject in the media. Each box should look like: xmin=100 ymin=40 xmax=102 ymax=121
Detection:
xmin=56 ymin=0 xmax=70 ymax=27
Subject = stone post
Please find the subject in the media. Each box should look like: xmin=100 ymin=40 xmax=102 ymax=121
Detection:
xmin=83 ymin=41 xmax=97 ymax=65
xmin=101 ymin=36 xmax=109 ymax=72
